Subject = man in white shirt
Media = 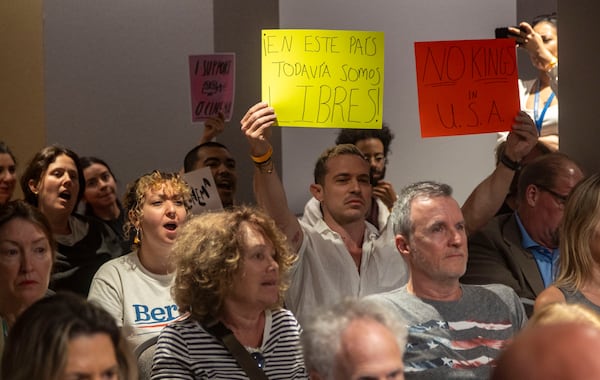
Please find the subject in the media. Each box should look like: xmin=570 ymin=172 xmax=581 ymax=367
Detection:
xmin=241 ymin=102 xmax=408 ymax=324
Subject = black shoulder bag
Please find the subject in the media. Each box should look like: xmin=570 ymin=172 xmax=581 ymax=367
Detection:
xmin=203 ymin=319 xmax=269 ymax=380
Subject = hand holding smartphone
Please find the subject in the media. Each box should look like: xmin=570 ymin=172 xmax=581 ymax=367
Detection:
xmin=494 ymin=26 xmax=526 ymax=39
xmin=495 ymin=25 xmax=528 ymax=47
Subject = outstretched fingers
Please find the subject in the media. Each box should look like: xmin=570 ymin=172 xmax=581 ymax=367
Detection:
xmin=241 ymin=102 xmax=277 ymax=139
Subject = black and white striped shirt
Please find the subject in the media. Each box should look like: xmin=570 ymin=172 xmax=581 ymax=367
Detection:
xmin=151 ymin=308 xmax=308 ymax=379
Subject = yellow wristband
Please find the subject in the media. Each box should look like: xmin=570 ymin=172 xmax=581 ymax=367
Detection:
xmin=251 ymin=146 xmax=273 ymax=164
xmin=545 ymin=57 xmax=558 ymax=71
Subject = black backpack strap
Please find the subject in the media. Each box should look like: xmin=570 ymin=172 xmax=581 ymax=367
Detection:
xmin=204 ymin=319 xmax=269 ymax=380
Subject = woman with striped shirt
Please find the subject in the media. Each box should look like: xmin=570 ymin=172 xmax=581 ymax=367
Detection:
xmin=151 ymin=206 xmax=308 ymax=379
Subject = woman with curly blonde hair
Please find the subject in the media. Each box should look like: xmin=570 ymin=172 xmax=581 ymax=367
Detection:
xmin=535 ymin=173 xmax=600 ymax=314
xmin=152 ymin=206 xmax=308 ymax=379
xmin=88 ymin=171 xmax=191 ymax=352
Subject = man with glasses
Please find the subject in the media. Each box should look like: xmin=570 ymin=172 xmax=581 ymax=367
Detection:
xmin=462 ymin=152 xmax=583 ymax=316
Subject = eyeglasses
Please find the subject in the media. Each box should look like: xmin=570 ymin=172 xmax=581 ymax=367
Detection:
xmin=534 ymin=183 xmax=568 ymax=206
xmin=251 ymin=352 xmax=265 ymax=369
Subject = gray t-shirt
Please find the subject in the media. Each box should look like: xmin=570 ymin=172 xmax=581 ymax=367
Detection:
xmin=367 ymin=283 xmax=527 ymax=380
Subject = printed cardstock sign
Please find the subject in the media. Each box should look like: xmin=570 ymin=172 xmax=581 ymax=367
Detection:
xmin=189 ymin=53 xmax=235 ymax=122
xmin=414 ymin=39 xmax=519 ymax=138
xmin=262 ymin=29 xmax=384 ymax=129
xmin=182 ymin=166 xmax=223 ymax=215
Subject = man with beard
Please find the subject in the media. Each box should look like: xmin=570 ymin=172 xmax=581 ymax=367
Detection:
xmin=462 ymin=152 xmax=583 ymax=316
xmin=183 ymin=141 xmax=237 ymax=208
xmin=302 ymin=125 xmax=395 ymax=232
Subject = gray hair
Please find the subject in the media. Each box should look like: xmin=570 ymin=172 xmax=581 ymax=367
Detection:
xmin=301 ymin=298 xmax=407 ymax=380
xmin=391 ymin=180 xmax=453 ymax=238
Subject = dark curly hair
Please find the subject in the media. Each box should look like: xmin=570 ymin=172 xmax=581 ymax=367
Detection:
xmin=335 ymin=123 xmax=394 ymax=157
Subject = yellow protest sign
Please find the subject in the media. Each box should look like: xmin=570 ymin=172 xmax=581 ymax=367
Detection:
xmin=262 ymin=29 xmax=384 ymax=129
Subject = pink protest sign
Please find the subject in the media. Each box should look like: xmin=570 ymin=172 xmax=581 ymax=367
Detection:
xmin=414 ymin=39 xmax=519 ymax=138
xmin=189 ymin=53 xmax=235 ymax=122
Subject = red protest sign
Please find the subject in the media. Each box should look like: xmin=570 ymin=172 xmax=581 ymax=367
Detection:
xmin=414 ymin=39 xmax=519 ymax=138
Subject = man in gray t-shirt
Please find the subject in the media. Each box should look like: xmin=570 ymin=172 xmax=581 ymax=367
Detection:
xmin=367 ymin=181 xmax=527 ymax=380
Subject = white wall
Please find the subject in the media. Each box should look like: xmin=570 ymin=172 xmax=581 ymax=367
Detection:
xmin=41 ymin=0 xmax=523 ymax=211
xmin=280 ymin=0 xmax=517 ymax=214
xmin=43 ymin=0 xmax=213 ymax=193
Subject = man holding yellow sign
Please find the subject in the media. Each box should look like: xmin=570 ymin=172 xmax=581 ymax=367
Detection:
xmin=241 ymin=101 xmax=408 ymax=325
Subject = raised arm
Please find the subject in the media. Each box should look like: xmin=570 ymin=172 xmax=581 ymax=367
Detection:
xmin=240 ymin=102 xmax=304 ymax=252
xmin=509 ymin=22 xmax=558 ymax=95
xmin=198 ymin=112 xmax=225 ymax=144
xmin=462 ymin=111 xmax=538 ymax=235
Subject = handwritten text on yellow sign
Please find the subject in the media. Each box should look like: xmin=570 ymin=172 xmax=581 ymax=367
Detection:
xmin=262 ymin=29 xmax=384 ymax=129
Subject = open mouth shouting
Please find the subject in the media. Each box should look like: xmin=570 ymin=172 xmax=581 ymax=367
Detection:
xmin=162 ymin=221 xmax=181 ymax=240
xmin=164 ymin=222 xmax=178 ymax=232
xmin=58 ymin=190 xmax=73 ymax=203
xmin=215 ymin=177 xmax=235 ymax=192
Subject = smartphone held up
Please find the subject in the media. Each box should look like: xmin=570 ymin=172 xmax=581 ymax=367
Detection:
xmin=495 ymin=26 xmax=527 ymax=45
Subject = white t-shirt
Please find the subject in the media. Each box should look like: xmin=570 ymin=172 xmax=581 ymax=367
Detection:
xmin=88 ymin=251 xmax=183 ymax=350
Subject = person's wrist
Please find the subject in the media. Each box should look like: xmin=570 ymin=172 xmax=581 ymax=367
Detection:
xmin=544 ymin=56 xmax=558 ymax=72
xmin=253 ymin=157 xmax=274 ymax=174
xmin=499 ymin=153 xmax=521 ymax=171
xmin=250 ymin=146 xmax=273 ymax=164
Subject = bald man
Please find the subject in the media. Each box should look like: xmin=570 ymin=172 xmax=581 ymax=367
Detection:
xmin=302 ymin=299 xmax=406 ymax=380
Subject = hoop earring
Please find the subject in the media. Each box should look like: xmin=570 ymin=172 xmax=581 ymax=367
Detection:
xmin=134 ymin=228 xmax=141 ymax=244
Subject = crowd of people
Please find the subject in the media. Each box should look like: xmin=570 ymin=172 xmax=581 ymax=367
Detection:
xmin=3 ymin=11 xmax=600 ymax=380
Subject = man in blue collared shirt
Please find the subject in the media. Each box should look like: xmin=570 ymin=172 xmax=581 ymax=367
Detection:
xmin=514 ymin=213 xmax=560 ymax=287
xmin=462 ymin=152 xmax=583 ymax=316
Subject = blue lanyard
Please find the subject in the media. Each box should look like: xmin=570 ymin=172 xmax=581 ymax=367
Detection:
xmin=533 ymin=80 xmax=555 ymax=134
